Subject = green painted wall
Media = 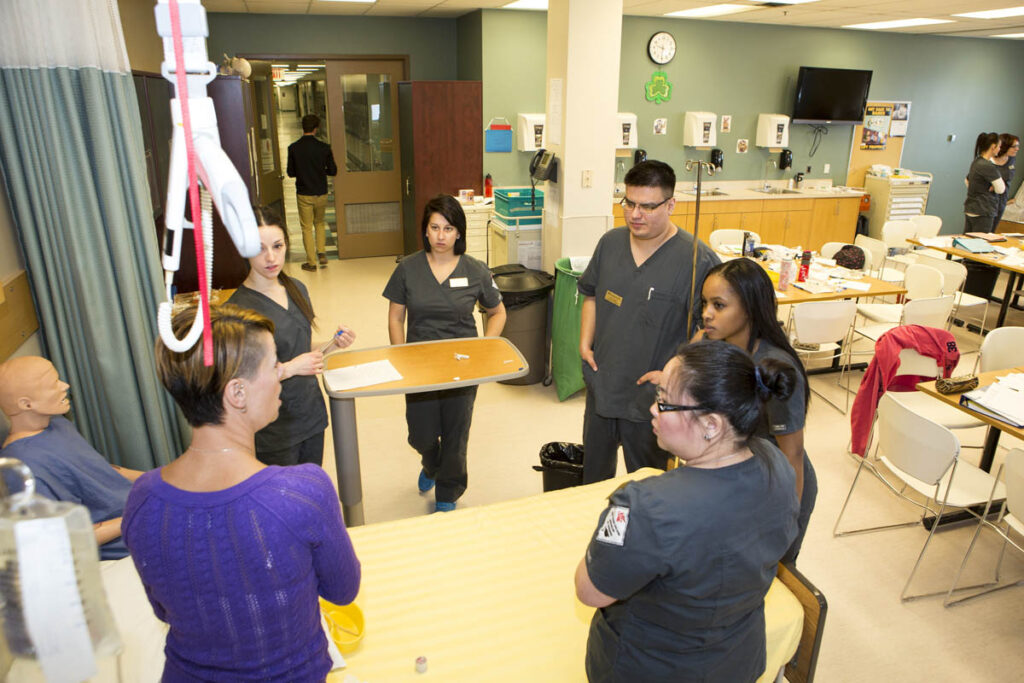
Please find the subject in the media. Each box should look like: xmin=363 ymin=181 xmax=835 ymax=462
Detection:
xmin=457 ymin=12 xmax=483 ymax=81
xmin=475 ymin=12 xmax=1024 ymax=230
xmin=617 ymin=18 xmax=1024 ymax=229
xmin=207 ymin=14 xmax=458 ymax=80
xmin=480 ymin=9 xmax=547 ymax=189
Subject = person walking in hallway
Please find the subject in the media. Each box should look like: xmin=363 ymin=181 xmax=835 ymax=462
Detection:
xmin=287 ymin=114 xmax=337 ymax=271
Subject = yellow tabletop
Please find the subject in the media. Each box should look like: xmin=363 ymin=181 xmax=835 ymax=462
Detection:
xmin=917 ymin=366 xmax=1024 ymax=441
xmin=324 ymin=337 xmax=528 ymax=398
xmin=908 ymin=236 xmax=1024 ymax=276
xmin=774 ymin=273 xmax=906 ymax=305
xmin=333 ymin=470 xmax=804 ymax=682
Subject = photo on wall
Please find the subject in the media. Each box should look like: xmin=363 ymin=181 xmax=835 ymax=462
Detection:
xmin=736 ymin=138 xmax=749 ymax=154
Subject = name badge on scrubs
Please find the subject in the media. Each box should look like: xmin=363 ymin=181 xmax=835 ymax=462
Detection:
xmin=604 ymin=289 xmax=623 ymax=307
xmin=449 ymin=277 xmax=469 ymax=288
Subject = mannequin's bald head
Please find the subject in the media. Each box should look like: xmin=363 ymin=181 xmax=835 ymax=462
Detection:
xmin=0 ymin=356 xmax=70 ymax=422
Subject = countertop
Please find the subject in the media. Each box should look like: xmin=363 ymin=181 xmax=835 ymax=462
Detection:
xmin=613 ymin=180 xmax=865 ymax=203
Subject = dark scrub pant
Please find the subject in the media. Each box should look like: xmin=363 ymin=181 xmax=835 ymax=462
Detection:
xmin=782 ymin=456 xmax=817 ymax=564
xmin=582 ymin=390 xmax=671 ymax=484
xmin=258 ymin=431 xmax=325 ymax=468
xmin=964 ymin=214 xmax=996 ymax=232
xmin=405 ymin=386 xmax=477 ymax=504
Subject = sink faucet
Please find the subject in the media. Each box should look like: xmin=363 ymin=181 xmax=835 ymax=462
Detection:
xmin=762 ymin=159 xmax=778 ymax=190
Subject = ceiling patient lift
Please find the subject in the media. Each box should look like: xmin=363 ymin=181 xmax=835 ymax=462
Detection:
xmin=154 ymin=0 xmax=260 ymax=362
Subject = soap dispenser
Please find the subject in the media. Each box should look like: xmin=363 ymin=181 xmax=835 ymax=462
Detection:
xmin=710 ymin=148 xmax=724 ymax=171
xmin=779 ymin=149 xmax=793 ymax=170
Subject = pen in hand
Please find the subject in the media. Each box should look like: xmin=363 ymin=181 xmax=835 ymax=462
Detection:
xmin=319 ymin=330 xmax=346 ymax=355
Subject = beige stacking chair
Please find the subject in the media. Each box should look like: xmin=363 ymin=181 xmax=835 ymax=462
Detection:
xmin=790 ymin=301 xmax=857 ymax=414
xmin=833 ymin=394 xmax=1004 ymax=601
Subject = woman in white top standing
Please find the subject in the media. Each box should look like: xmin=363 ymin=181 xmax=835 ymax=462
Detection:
xmin=964 ymin=132 xmax=1006 ymax=233
xmin=992 ymin=133 xmax=1019 ymax=229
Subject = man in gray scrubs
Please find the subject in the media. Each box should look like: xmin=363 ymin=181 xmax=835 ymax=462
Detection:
xmin=577 ymin=161 xmax=720 ymax=483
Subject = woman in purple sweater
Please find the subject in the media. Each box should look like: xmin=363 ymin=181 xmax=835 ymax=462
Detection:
xmin=123 ymin=304 xmax=360 ymax=681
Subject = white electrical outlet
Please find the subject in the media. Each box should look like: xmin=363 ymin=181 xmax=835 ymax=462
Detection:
xmin=582 ymin=170 xmax=593 ymax=188
xmin=824 ymin=163 xmax=831 ymax=174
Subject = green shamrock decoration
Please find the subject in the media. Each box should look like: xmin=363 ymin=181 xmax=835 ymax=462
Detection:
xmin=645 ymin=71 xmax=672 ymax=104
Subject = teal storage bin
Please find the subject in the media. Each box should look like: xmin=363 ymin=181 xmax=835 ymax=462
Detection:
xmin=495 ymin=188 xmax=544 ymax=217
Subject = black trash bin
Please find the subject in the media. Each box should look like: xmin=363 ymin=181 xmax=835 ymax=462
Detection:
xmin=963 ymin=261 xmax=999 ymax=299
xmin=487 ymin=264 xmax=555 ymax=385
xmin=534 ymin=442 xmax=585 ymax=492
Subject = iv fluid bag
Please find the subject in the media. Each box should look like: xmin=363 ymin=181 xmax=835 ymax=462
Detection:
xmin=0 ymin=459 xmax=121 ymax=682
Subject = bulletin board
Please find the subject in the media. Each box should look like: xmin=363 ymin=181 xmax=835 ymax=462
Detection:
xmin=846 ymin=101 xmax=909 ymax=188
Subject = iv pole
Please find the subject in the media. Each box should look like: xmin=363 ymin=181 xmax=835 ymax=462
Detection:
xmin=683 ymin=159 xmax=716 ymax=335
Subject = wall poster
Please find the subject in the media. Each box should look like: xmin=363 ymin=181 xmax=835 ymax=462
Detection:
xmin=889 ymin=102 xmax=911 ymax=137
xmin=860 ymin=104 xmax=892 ymax=150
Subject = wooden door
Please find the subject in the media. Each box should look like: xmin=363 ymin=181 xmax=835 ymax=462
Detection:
xmin=325 ymin=59 xmax=406 ymax=258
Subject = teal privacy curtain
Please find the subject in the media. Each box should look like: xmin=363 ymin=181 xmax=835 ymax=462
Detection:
xmin=0 ymin=0 xmax=188 ymax=468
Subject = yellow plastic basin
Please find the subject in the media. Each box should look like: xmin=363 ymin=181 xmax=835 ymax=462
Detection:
xmin=320 ymin=599 xmax=365 ymax=653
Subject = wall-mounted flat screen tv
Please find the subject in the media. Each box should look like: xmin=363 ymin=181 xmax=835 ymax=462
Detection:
xmin=792 ymin=66 xmax=872 ymax=125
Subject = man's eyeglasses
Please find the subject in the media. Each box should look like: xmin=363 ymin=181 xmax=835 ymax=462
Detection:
xmin=621 ymin=196 xmax=671 ymax=215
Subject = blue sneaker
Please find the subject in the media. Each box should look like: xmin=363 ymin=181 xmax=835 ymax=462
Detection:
xmin=417 ymin=470 xmax=435 ymax=493
xmin=435 ymin=501 xmax=456 ymax=513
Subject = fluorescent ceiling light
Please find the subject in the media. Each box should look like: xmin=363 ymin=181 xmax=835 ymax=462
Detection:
xmin=954 ymin=6 xmax=1024 ymax=19
xmin=666 ymin=4 xmax=755 ymax=18
xmin=843 ymin=18 xmax=953 ymax=30
xmin=297 ymin=64 xmax=324 ymax=68
xmin=271 ymin=63 xmax=290 ymax=68
xmin=992 ymin=32 xmax=1024 ymax=37
xmin=503 ymin=0 xmax=547 ymax=9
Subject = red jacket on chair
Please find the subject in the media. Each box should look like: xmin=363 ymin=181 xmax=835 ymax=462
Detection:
xmin=849 ymin=325 xmax=960 ymax=456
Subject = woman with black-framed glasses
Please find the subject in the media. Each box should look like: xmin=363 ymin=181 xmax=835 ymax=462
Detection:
xmin=574 ymin=340 xmax=799 ymax=683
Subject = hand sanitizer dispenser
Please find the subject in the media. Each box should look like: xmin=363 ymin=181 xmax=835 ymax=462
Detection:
xmin=683 ymin=112 xmax=717 ymax=148
xmin=756 ymin=114 xmax=790 ymax=150
xmin=616 ymin=113 xmax=638 ymax=149
xmin=517 ymin=113 xmax=546 ymax=152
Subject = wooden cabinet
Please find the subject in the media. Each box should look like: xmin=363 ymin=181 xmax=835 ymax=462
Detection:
xmin=609 ymin=194 xmax=858 ymax=251
xmin=810 ymin=197 xmax=861 ymax=251
xmin=398 ymin=81 xmax=483 ymax=254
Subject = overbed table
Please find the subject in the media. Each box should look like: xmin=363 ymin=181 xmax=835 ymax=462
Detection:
xmin=908 ymin=235 xmax=1024 ymax=328
xmin=917 ymin=365 xmax=1024 ymax=473
xmin=323 ymin=337 xmax=528 ymax=526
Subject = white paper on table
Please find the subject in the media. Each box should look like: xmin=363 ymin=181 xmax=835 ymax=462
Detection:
xmin=839 ymin=279 xmax=872 ymax=291
xmin=16 ymin=518 xmax=97 ymax=682
xmin=997 ymin=373 xmax=1024 ymax=391
xmin=793 ymin=280 xmax=834 ymax=294
xmin=814 ymin=257 xmax=836 ymax=267
xmin=920 ymin=236 xmax=953 ymax=248
xmin=324 ymin=359 xmax=403 ymax=391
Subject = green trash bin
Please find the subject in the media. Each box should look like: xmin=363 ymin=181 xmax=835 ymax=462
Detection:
xmin=551 ymin=257 xmax=587 ymax=401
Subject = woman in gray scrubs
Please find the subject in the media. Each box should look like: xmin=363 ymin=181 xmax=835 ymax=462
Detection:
xmin=228 ymin=207 xmax=355 ymax=466
xmin=575 ymin=341 xmax=798 ymax=682
xmin=964 ymin=132 xmax=1006 ymax=233
xmin=698 ymin=258 xmax=815 ymax=564
xmin=383 ymin=195 xmax=506 ymax=512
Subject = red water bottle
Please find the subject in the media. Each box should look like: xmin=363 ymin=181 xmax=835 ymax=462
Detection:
xmin=484 ymin=173 xmax=493 ymax=198
xmin=797 ymin=250 xmax=811 ymax=282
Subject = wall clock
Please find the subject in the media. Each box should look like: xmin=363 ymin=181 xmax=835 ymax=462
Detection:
xmin=647 ymin=31 xmax=676 ymax=65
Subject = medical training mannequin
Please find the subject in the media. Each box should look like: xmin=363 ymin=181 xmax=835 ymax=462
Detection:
xmin=0 ymin=356 xmax=143 ymax=559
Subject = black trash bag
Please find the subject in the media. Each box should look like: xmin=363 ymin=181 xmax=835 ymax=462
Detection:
xmin=490 ymin=264 xmax=555 ymax=311
xmin=534 ymin=442 xmax=585 ymax=492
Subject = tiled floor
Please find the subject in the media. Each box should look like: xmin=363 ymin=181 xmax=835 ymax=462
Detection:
xmin=293 ymin=250 xmax=1024 ymax=681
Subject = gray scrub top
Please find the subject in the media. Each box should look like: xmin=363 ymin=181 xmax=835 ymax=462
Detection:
xmin=964 ymin=157 xmax=1002 ymax=217
xmin=383 ymin=251 xmax=502 ymax=342
xmin=577 ymin=226 xmax=720 ymax=422
xmin=752 ymin=339 xmax=806 ymax=438
xmin=227 ymin=282 xmax=328 ymax=452
xmin=584 ymin=438 xmax=798 ymax=682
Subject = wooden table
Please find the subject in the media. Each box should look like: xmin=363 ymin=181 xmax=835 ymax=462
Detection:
xmin=773 ymin=272 xmax=906 ymax=305
xmin=909 ymin=235 xmax=1024 ymax=328
xmin=917 ymin=366 xmax=1024 ymax=472
xmin=323 ymin=337 xmax=528 ymax=526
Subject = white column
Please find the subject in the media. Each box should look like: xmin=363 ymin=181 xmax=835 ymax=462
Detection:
xmin=541 ymin=0 xmax=622 ymax=271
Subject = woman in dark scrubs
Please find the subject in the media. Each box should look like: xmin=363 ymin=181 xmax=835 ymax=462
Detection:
xmin=383 ymin=195 xmax=506 ymax=512
xmin=228 ymin=206 xmax=355 ymax=466
xmin=575 ymin=340 xmax=798 ymax=682
xmin=698 ymin=258 xmax=815 ymax=564
xmin=964 ymin=132 xmax=1006 ymax=233
xmin=993 ymin=133 xmax=1019 ymax=229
